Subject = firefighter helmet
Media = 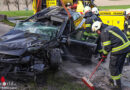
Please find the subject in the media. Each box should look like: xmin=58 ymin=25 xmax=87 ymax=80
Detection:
xmin=126 ymin=8 xmax=130 ymax=15
xmin=92 ymin=21 xmax=102 ymax=32
xmin=92 ymin=7 xmax=99 ymax=15
xmin=66 ymin=2 xmax=71 ymax=7
xmin=84 ymin=6 xmax=91 ymax=13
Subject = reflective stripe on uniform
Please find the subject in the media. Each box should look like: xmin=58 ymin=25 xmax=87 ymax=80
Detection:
xmin=128 ymin=36 xmax=130 ymax=39
xmin=85 ymin=24 xmax=91 ymax=27
xmin=125 ymin=21 xmax=128 ymax=25
xmin=109 ymin=30 xmax=126 ymax=44
xmin=98 ymin=49 xmax=103 ymax=53
xmin=84 ymin=32 xmax=89 ymax=36
xmin=111 ymin=74 xmax=121 ymax=80
xmin=126 ymin=53 xmax=130 ymax=58
xmin=127 ymin=31 xmax=130 ymax=36
xmin=84 ymin=32 xmax=97 ymax=36
xmin=103 ymin=49 xmax=108 ymax=55
xmin=103 ymin=41 xmax=111 ymax=46
xmin=128 ymin=25 xmax=130 ymax=28
xmin=124 ymin=33 xmax=129 ymax=41
xmin=112 ymin=41 xmax=130 ymax=53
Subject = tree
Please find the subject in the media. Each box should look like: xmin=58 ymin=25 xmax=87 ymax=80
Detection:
xmin=3 ymin=0 xmax=11 ymax=11
xmin=22 ymin=0 xmax=32 ymax=10
xmin=13 ymin=0 xmax=20 ymax=11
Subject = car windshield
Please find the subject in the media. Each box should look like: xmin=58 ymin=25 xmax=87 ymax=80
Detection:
xmin=14 ymin=22 xmax=59 ymax=38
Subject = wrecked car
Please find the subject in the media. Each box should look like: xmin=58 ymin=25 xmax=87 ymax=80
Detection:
xmin=0 ymin=6 xmax=98 ymax=80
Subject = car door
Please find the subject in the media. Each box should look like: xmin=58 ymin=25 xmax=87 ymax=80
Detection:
xmin=62 ymin=29 xmax=98 ymax=63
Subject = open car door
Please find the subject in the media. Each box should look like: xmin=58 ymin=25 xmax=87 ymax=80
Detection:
xmin=62 ymin=29 xmax=98 ymax=63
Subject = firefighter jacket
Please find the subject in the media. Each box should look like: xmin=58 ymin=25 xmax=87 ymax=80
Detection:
xmin=124 ymin=19 xmax=130 ymax=39
xmin=84 ymin=11 xmax=102 ymax=32
xmin=100 ymin=24 xmax=130 ymax=55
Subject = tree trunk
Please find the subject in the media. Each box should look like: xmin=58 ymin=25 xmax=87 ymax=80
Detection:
xmin=26 ymin=3 xmax=29 ymax=9
xmin=18 ymin=5 xmax=20 ymax=11
xmin=7 ymin=4 xmax=10 ymax=11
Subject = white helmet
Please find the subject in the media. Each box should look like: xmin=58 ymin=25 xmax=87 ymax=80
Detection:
xmin=66 ymin=2 xmax=71 ymax=7
xmin=126 ymin=8 xmax=130 ymax=15
xmin=92 ymin=7 xmax=99 ymax=15
xmin=84 ymin=6 xmax=91 ymax=13
xmin=92 ymin=21 xmax=102 ymax=32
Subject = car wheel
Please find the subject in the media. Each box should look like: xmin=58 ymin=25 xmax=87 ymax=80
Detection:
xmin=50 ymin=48 xmax=62 ymax=70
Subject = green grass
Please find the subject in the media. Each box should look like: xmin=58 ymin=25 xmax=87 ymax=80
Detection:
xmin=99 ymin=5 xmax=130 ymax=10
xmin=1 ymin=19 xmax=15 ymax=27
xmin=0 ymin=10 xmax=33 ymax=17
xmin=0 ymin=5 xmax=130 ymax=17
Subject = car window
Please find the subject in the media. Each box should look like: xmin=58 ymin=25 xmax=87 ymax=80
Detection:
xmin=70 ymin=30 xmax=98 ymax=44
xmin=14 ymin=22 xmax=59 ymax=38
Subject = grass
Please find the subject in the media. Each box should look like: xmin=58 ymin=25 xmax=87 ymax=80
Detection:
xmin=1 ymin=19 xmax=15 ymax=27
xmin=0 ymin=5 xmax=130 ymax=17
xmin=0 ymin=10 xmax=33 ymax=17
xmin=98 ymin=5 xmax=130 ymax=10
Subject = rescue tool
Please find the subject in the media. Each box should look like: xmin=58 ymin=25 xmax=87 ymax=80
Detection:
xmin=82 ymin=59 xmax=104 ymax=90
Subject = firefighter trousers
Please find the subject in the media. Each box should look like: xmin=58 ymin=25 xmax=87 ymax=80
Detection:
xmin=109 ymin=53 xmax=127 ymax=78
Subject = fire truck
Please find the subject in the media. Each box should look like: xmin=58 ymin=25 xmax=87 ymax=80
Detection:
xmin=32 ymin=0 xmax=127 ymax=31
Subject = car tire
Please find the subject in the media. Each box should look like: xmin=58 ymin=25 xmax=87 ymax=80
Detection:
xmin=50 ymin=48 xmax=62 ymax=70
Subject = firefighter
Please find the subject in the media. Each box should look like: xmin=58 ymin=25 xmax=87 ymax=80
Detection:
xmin=92 ymin=7 xmax=100 ymax=16
xmin=124 ymin=8 xmax=130 ymax=64
xmin=83 ymin=6 xmax=102 ymax=32
xmin=83 ymin=6 xmax=102 ymax=56
xmin=82 ymin=6 xmax=101 ymax=37
xmin=65 ymin=2 xmax=72 ymax=10
xmin=91 ymin=7 xmax=103 ymax=55
xmin=92 ymin=21 xmax=130 ymax=89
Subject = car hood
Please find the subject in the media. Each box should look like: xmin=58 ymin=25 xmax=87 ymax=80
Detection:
xmin=0 ymin=30 xmax=49 ymax=56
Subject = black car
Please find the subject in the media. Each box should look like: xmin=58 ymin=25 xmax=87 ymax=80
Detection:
xmin=0 ymin=6 xmax=98 ymax=80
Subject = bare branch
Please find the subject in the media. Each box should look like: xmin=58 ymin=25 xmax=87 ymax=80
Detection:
xmin=13 ymin=0 xmax=20 ymax=11
xmin=3 ymin=0 xmax=11 ymax=11
xmin=22 ymin=0 xmax=32 ymax=10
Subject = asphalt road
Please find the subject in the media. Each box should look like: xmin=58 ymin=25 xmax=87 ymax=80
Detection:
xmin=0 ymin=23 xmax=13 ymax=36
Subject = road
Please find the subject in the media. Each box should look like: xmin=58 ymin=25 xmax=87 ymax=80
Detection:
xmin=62 ymin=55 xmax=130 ymax=90
xmin=0 ymin=23 xmax=13 ymax=36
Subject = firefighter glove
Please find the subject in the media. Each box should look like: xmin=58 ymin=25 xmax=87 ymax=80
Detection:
xmin=98 ymin=54 xmax=107 ymax=62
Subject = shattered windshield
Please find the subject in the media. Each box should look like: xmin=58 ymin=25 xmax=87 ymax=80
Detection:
xmin=14 ymin=22 xmax=59 ymax=38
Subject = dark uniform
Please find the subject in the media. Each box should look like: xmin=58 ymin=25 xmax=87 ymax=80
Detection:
xmin=100 ymin=24 xmax=130 ymax=88
xmin=83 ymin=11 xmax=102 ymax=54
xmin=84 ymin=11 xmax=102 ymax=32
xmin=124 ymin=19 xmax=130 ymax=40
xmin=124 ymin=19 xmax=130 ymax=62
xmin=82 ymin=11 xmax=101 ymax=40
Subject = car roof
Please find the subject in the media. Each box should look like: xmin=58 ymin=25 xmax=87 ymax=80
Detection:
xmin=35 ymin=6 xmax=77 ymax=21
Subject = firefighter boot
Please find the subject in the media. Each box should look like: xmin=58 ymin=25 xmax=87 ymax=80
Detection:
xmin=124 ymin=55 xmax=130 ymax=65
xmin=109 ymin=79 xmax=122 ymax=90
